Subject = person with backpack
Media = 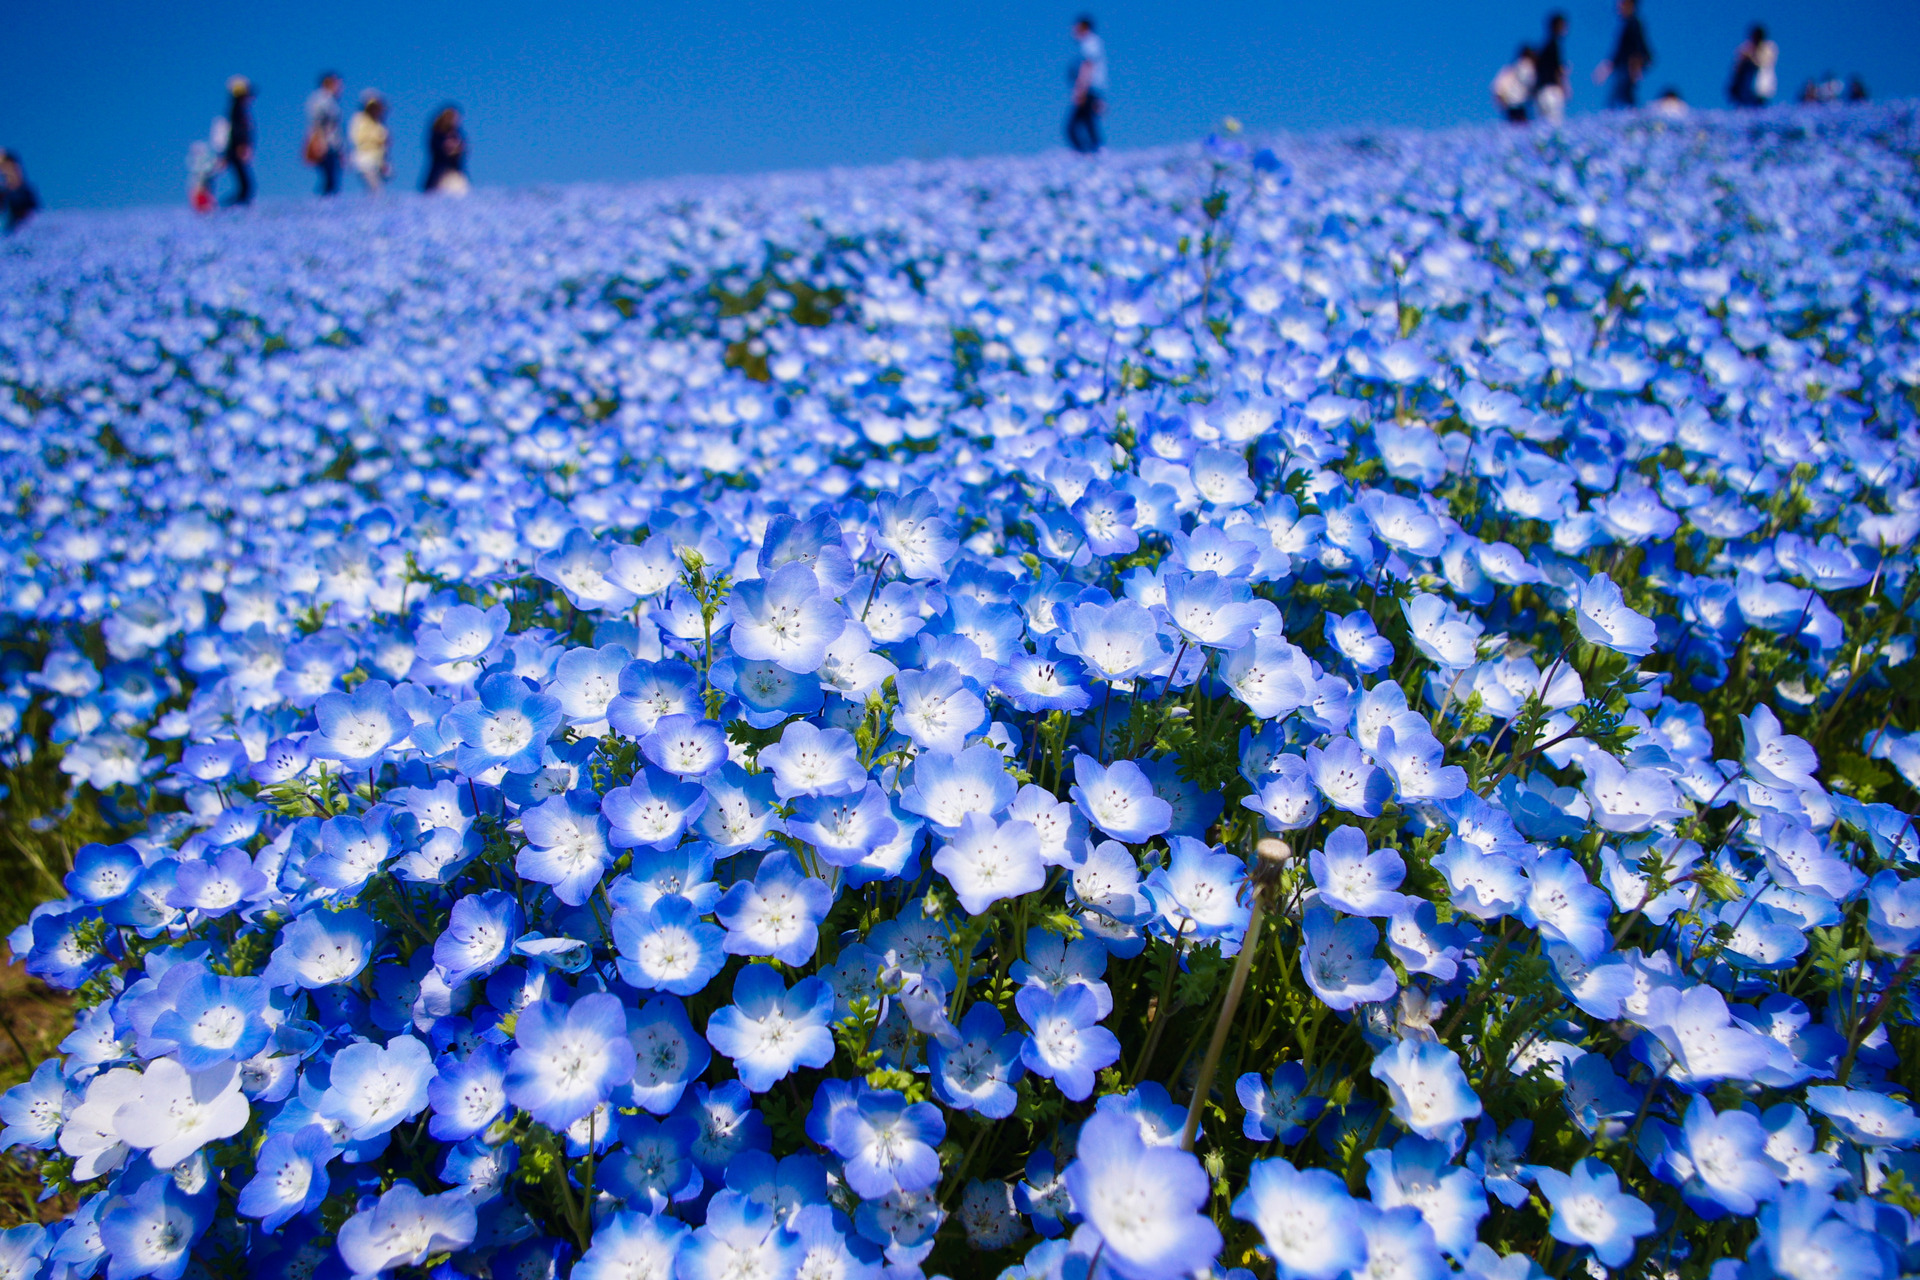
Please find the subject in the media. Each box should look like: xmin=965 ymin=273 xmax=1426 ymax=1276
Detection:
xmin=304 ymin=72 xmax=345 ymax=196
xmin=1531 ymin=12 xmax=1570 ymax=124
xmin=1728 ymin=25 xmax=1778 ymax=107
xmin=223 ymin=76 xmax=257 ymax=206
xmin=1492 ymin=45 xmax=1537 ymax=123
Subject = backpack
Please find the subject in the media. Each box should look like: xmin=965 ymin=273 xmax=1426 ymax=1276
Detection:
xmin=303 ymin=127 xmax=330 ymax=165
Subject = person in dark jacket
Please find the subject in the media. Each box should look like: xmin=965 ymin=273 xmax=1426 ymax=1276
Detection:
xmin=224 ymin=76 xmax=257 ymax=206
xmin=1531 ymin=12 xmax=1570 ymax=123
xmin=1 ymin=150 xmax=39 ymax=232
xmin=423 ymin=106 xmax=469 ymax=195
xmin=1595 ymin=0 xmax=1652 ymax=108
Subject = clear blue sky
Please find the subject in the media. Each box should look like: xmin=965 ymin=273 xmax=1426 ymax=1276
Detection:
xmin=5 ymin=0 xmax=1916 ymax=210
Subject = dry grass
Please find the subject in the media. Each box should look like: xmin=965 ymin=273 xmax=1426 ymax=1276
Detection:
xmin=0 ymin=959 xmax=77 ymax=1227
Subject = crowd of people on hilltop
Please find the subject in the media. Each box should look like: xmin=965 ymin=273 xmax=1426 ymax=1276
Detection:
xmin=185 ymin=72 xmax=468 ymax=211
xmin=1493 ymin=4 xmax=1872 ymax=125
xmin=0 ymin=10 xmax=1894 ymax=226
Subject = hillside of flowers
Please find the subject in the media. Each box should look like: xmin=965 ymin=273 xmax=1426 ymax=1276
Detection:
xmin=1 ymin=101 xmax=1919 ymax=1280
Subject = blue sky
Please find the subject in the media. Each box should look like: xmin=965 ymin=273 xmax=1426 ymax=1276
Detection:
xmin=5 ymin=0 xmax=1916 ymax=210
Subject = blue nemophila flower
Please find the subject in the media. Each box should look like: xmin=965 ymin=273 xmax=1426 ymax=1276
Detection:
xmin=1649 ymin=1094 xmax=1780 ymax=1219
xmin=318 ymin=1034 xmax=434 ymax=1142
xmin=829 ymin=1087 xmax=945 ymax=1198
xmin=891 ymin=662 xmax=988 ymax=754
xmin=548 ymin=643 xmax=633 ymax=728
xmin=334 ymin=1181 xmax=477 ymax=1277
xmin=1366 ymin=1135 xmax=1487 ymax=1259
xmin=1144 ymin=836 xmax=1249 ymax=943
xmin=705 ymin=963 xmax=836 ymax=1092
xmin=1236 ymin=1062 xmax=1324 ymax=1143
xmin=166 ymin=846 xmax=267 ymax=917
xmin=899 ymin=743 xmax=1018 ymax=834
xmin=788 ymin=782 xmax=899 ymax=866
xmin=573 ymin=1209 xmax=689 ymax=1280
xmin=98 ymin=1173 xmax=213 ymax=1280
xmin=1162 ymin=571 xmax=1273 ymax=649
xmin=1232 ymin=1157 xmax=1365 ymax=1280
xmin=426 ymin=1043 xmax=508 ymax=1141
xmin=1063 ymin=1108 xmax=1223 ymax=1280
xmin=716 ymin=655 xmax=826 ymax=728
xmin=696 ymin=763 xmax=784 ymax=852
xmin=442 ymin=669 xmax=563 ymax=775
xmin=756 ymin=720 xmax=865 ymax=799
xmin=516 ymin=789 xmax=613 ymax=906
xmin=303 ymin=805 xmax=399 ymax=894
xmin=1401 ymin=593 xmax=1485 ymax=669
xmin=598 ymin=1112 xmax=704 ymax=1210
xmin=934 ymin=813 xmax=1045 ymax=915
xmin=729 ymin=563 xmax=847 ymax=674
xmin=235 ymin=1124 xmax=335 ymax=1231
xmin=433 ymin=890 xmax=523 ymax=987
xmin=0 ymin=1060 xmax=72 ymax=1151
xmin=1805 ymin=1086 xmax=1920 ymax=1147
xmin=1070 ymin=756 xmax=1173 ymax=843
xmin=602 ymin=764 xmax=709 ymax=849
xmin=1575 ymin=573 xmax=1657 ymax=658
xmin=1300 ymin=905 xmax=1397 ymax=1011
xmin=261 ymin=907 xmax=379 ymax=989
xmin=929 ymin=1001 xmax=1026 ymax=1118
xmin=306 ymin=678 xmax=408 ymax=771
xmin=1332 ymin=610 xmax=1395 ymax=673
xmin=148 ymin=971 xmax=271 ymax=1070
xmin=613 ymin=894 xmax=726 ymax=995
xmin=681 ymin=1189 xmax=803 ymax=1280
xmin=639 ymin=712 xmax=729 ymax=778
xmin=1311 ymin=825 xmax=1409 ymax=918
xmin=622 ymin=995 xmax=711 ymax=1115
xmin=716 ymin=850 xmax=833 ymax=965
xmin=1059 ymin=598 xmax=1169 ymax=682
xmin=615 ymin=842 xmax=721 ymax=914
xmin=606 ymin=659 xmax=702 ymax=737
xmin=64 ymin=842 xmax=144 ymax=905
xmin=1016 ymin=983 xmax=1119 ymax=1102
xmin=1306 ymin=736 xmax=1392 ymax=818
xmin=505 ymin=992 xmax=637 ymax=1130
xmin=1072 ymin=479 xmax=1141 ymax=556
xmin=1532 ymin=1157 xmax=1655 ymax=1267
xmin=1370 ymin=1037 xmax=1481 ymax=1142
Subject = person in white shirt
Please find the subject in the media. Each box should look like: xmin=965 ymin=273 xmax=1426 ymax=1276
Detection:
xmin=1067 ymin=15 xmax=1106 ymax=154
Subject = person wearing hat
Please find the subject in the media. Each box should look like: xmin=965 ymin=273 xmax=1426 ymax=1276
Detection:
xmin=224 ymin=75 xmax=257 ymax=206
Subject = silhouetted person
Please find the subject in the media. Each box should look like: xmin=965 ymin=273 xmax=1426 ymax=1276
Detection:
xmin=305 ymin=72 xmax=345 ymax=196
xmin=1066 ymin=15 xmax=1106 ymax=154
xmin=1 ymin=150 xmax=39 ymax=232
xmin=1728 ymin=25 xmax=1777 ymax=107
xmin=1532 ymin=12 xmax=1570 ymax=123
xmin=224 ymin=76 xmax=257 ymax=206
xmin=1847 ymin=76 xmax=1869 ymax=103
xmin=424 ymin=106 xmax=469 ymax=195
xmin=1595 ymin=0 xmax=1651 ymax=108
xmin=1493 ymin=45 xmax=1537 ymax=123
xmin=351 ymin=92 xmax=392 ymax=193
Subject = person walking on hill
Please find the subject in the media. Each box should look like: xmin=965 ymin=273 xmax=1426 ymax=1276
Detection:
xmin=1728 ymin=25 xmax=1778 ymax=107
xmin=305 ymin=72 xmax=345 ymax=196
xmin=1594 ymin=0 xmax=1652 ymax=108
xmin=350 ymin=92 xmax=392 ymax=193
xmin=1493 ymin=45 xmax=1537 ymax=123
xmin=1531 ymin=12 xmax=1570 ymax=123
xmin=1 ymin=150 xmax=39 ymax=232
xmin=1066 ymin=15 xmax=1107 ymax=154
xmin=223 ymin=76 xmax=257 ymax=206
xmin=424 ymin=106 xmax=469 ymax=195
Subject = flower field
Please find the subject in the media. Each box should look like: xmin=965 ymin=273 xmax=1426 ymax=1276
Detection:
xmin=1 ymin=103 xmax=1919 ymax=1280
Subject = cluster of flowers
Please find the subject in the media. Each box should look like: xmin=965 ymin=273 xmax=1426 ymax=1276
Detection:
xmin=0 ymin=103 xmax=1918 ymax=1280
